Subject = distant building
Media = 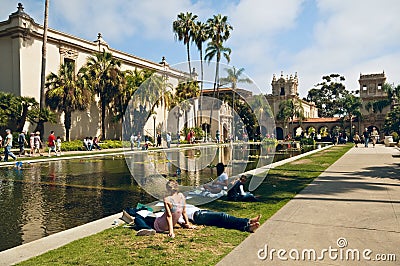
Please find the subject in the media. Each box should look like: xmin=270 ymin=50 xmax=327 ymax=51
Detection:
xmin=0 ymin=3 xmax=186 ymax=140
xmin=358 ymin=72 xmax=389 ymax=135
xmin=266 ymin=71 xmax=318 ymax=139
xmin=267 ymin=71 xmax=391 ymax=140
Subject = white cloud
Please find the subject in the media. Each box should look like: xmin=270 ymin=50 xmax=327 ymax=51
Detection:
xmin=290 ymin=0 xmax=400 ymax=96
xmin=3 ymin=0 xmax=400 ymax=98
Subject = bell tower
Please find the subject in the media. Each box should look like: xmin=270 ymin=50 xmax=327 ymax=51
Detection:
xmin=271 ymin=71 xmax=298 ymax=97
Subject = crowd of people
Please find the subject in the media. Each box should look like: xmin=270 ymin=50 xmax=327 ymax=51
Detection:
xmin=0 ymin=129 xmax=64 ymax=161
xmin=83 ymin=136 xmax=102 ymax=151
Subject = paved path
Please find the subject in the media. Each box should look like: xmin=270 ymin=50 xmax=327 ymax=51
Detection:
xmin=218 ymin=144 xmax=400 ymax=265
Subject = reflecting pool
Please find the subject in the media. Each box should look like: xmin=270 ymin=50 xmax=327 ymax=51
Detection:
xmin=0 ymin=143 xmax=322 ymax=251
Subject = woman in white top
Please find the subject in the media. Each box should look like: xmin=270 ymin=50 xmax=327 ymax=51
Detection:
xmin=203 ymin=163 xmax=229 ymax=194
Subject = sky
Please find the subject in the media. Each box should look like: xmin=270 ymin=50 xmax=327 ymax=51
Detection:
xmin=2 ymin=0 xmax=400 ymax=97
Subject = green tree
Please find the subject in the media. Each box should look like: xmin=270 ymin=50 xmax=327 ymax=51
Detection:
xmin=113 ymin=68 xmax=153 ymax=123
xmin=37 ymin=0 xmax=50 ymax=135
xmin=81 ymin=49 xmax=123 ymax=139
xmin=173 ymin=12 xmax=198 ymax=77
xmin=220 ymin=67 xmax=252 ymax=138
xmin=383 ymin=106 xmax=400 ymax=135
xmin=130 ymin=74 xmax=170 ymax=135
xmin=383 ymin=82 xmax=400 ymax=107
xmin=305 ymin=74 xmax=350 ymax=117
xmin=340 ymin=93 xmax=362 ymax=139
xmin=174 ymin=80 xmax=200 ymax=127
xmin=45 ymin=62 xmax=92 ymax=141
xmin=277 ymin=99 xmax=304 ymax=137
xmin=192 ymin=21 xmax=209 ymax=125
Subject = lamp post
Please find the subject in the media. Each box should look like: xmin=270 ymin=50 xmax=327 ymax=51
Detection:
xmin=153 ymin=115 xmax=156 ymax=145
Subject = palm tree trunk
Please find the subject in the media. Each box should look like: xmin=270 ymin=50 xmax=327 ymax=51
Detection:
xmin=101 ymin=98 xmax=106 ymax=140
xmin=208 ymin=61 xmax=219 ymax=136
xmin=65 ymin=111 xmax=72 ymax=141
xmin=37 ymin=0 xmax=49 ymax=135
xmin=17 ymin=103 xmax=29 ymax=132
xmin=186 ymin=43 xmax=192 ymax=78
xmin=199 ymin=47 xmax=204 ymax=128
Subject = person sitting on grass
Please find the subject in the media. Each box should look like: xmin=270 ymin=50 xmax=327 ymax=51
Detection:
xmin=132 ymin=179 xmax=192 ymax=237
xmin=227 ymin=175 xmax=259 ymax=202
xmin=92 ymin=136 xmax=102 ymax=150
xmin=203 ymin=162 xmax=229 ymax=194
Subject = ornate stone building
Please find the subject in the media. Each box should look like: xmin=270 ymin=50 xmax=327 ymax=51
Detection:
xmin=358 ymin=72 xmax=389 ymax=134
xmin=266 ymin=72 xmax=318 ymax=139
xmin=0 ymin=3 xmax=186 ymax=140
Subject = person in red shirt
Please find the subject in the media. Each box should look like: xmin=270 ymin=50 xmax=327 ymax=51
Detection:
xmin=47 ymin=131 xmax=57 ymax=157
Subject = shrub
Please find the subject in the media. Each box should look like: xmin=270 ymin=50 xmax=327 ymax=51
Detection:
xmin=300 ymin=137 xmax=315 ymax=146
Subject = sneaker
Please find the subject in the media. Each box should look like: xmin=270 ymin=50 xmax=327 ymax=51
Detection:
xmin=136 ymin=229 xmax=156 ymax=236
xmin=120 ymin=210 xmax=135 ymax=224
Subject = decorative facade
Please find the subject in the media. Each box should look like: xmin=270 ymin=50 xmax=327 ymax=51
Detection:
xmin=0 ymin=3 xmax=186 ymax=140
xmin=358 ymin=72 xmax=389 ymax=134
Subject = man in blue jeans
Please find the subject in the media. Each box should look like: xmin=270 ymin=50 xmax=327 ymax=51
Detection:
xmin=184 ymin=205 xmax=260 ymax=232
xmin=125 ymin=205 xmax=261 ymax=234
xmin=4 ymin=129 xmax=17 ymax=162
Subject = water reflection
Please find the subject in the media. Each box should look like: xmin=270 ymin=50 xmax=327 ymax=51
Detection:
xmin=0 ymin=143 xmax=322 ymax=251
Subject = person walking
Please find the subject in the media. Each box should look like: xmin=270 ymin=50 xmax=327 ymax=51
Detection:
xmin=34 ymin=131 xmax=43 ymax=156
xmin=166 ymin=132 xmax=172 ymax=148
xmin=130 ymin=133 xmax=135 ymax=150
xmin=56 ymin=136 xmax=62 ymax=156
xmin=156 ymin=133 xmax=162 ymax=147
xmin=137 ymin=133 xmax=141 ymax=149
xmin=371 ymin=127 xmax=379 ymax=147
xmin=363 ymin=128 xmax=370 ymax=148
xmin=3 ymin=129 xmax=17 ymax=162
xmin=29 ymin=132 xmax=35 ymax=156
xmin=353 ymin=132 xmax=361 ymax=148
xmin=47 ymin=131 xmax=57 ymax=157
xmin=18 ymin=130 xmax=28 ymax=157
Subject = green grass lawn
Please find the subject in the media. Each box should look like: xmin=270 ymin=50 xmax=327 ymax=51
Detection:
xmin=17 ymin=144 xmax=352 ymax=266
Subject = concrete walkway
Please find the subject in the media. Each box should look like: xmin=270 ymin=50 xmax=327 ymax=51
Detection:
xmin=218 ymin=144 xmax=400 ymax=265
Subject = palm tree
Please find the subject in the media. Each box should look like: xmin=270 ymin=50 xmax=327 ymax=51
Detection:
xmin=45 ymin=62 xmax=92 ymax=141
xmin=172 ymin=12 xmax=198 ymax=77
xmin=205 ymin=41 xmax=231 ymax=134
xmin=192 ymin=21 xmax=209 ymax=125
xmin=248 ymin=94 xmax=273 ymax=139
xmin=341 ymin=93 xmax=362 ymax=139
xmin=174 ymin=80 xmax=200 ymax=127
xmin=204 ymin=14 xmax=232 ymax=137
xmin=220 ymin=67 xmax=252 ymax=139
xmin=114 ymin=68 xmax=153 ymax=123
xmin=277 ymin=99 xmax=304 ymax=138
xmin=130 ymin=73 xmax=171 ymax=135
xmin=81 ymin=49 xmax=123 ymax=139
xmin=205 ymin=14 xmax=233 ymax=98
xmin=37 ymin=0 xmax=50 ymax=135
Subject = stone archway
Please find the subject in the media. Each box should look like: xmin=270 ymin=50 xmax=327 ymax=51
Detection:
xmin=275 ymin=127 xmax=284 ymax=140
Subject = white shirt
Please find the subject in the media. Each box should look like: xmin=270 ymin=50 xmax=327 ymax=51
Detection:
xmin=182 ymin=205 xmax=200 ymax=221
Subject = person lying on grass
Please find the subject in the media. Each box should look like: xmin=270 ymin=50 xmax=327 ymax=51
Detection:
xmin=124 ymin=203 xmax=261 ymax=234
xmin=131 ymin=179 xmax=193 ymax=237
xmin=183 ymin=205 xmax=261 ymax=233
